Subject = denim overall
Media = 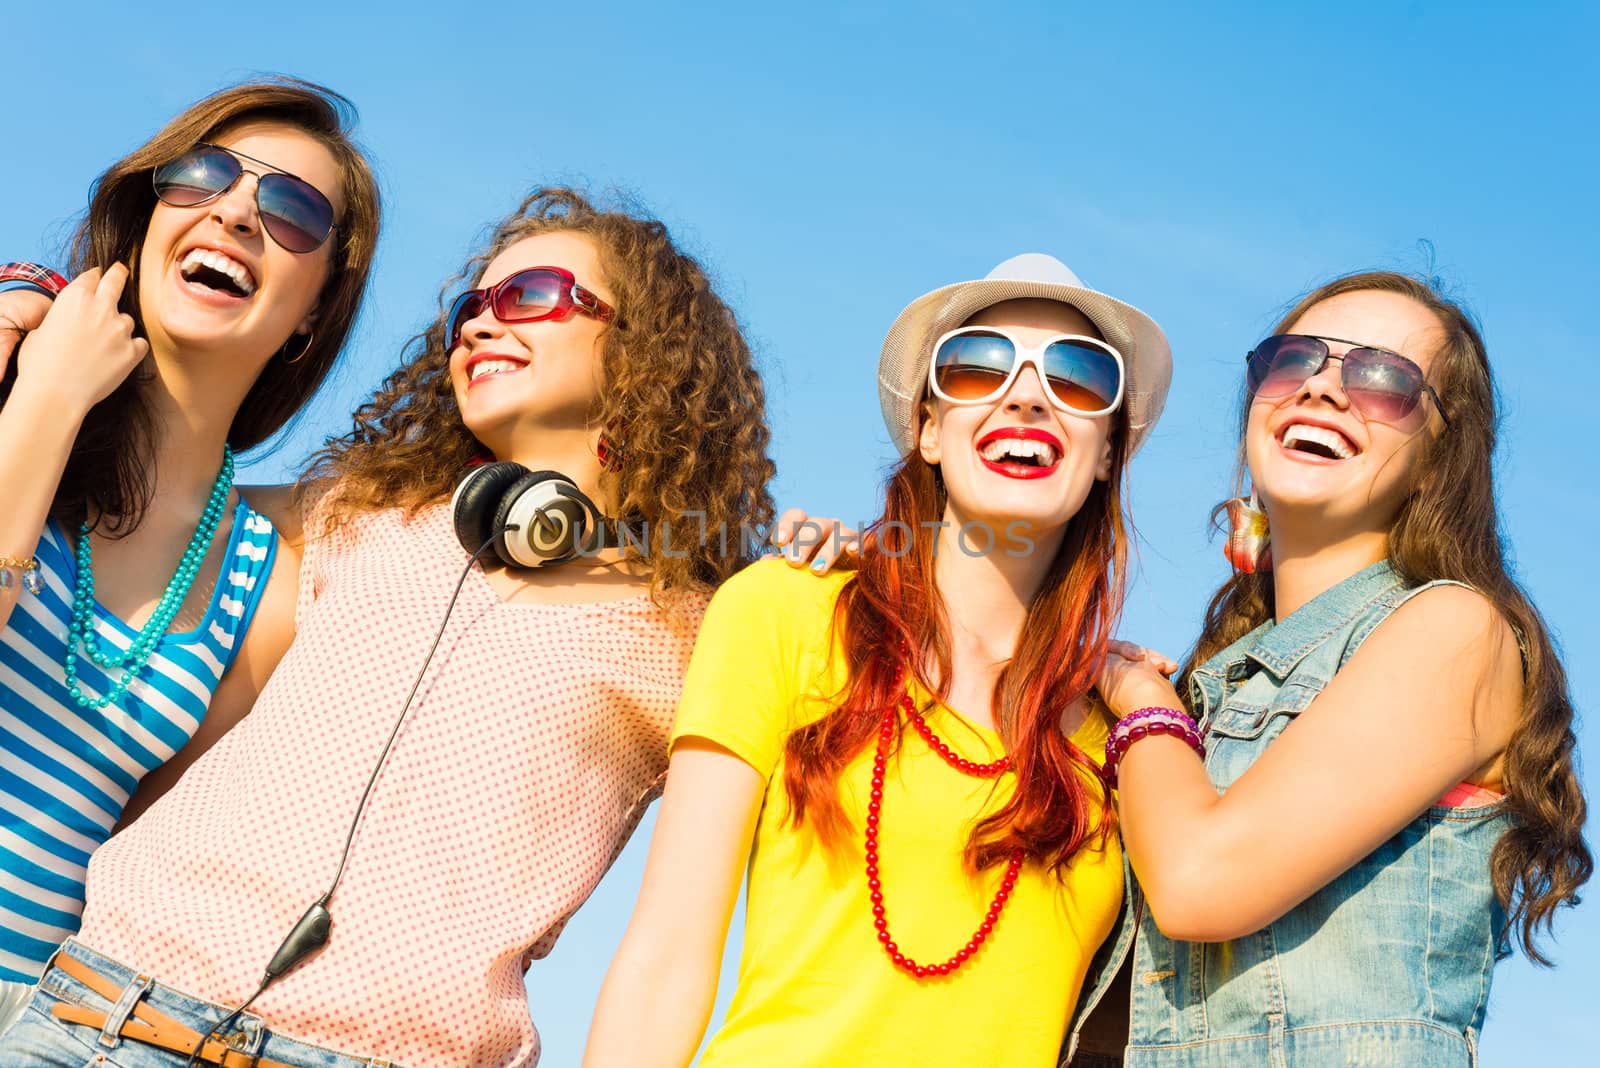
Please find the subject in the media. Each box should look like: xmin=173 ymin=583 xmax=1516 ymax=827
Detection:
xmin=1107 ymin=561 xmax=1509 ymax=1067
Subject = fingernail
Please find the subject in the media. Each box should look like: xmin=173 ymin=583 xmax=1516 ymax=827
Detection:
xmin=811 ymin=558 xmax=828 ymax=572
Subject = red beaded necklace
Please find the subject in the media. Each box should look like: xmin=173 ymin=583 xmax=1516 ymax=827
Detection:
xmin=866 ymin=690 xmax=1024 ymax=979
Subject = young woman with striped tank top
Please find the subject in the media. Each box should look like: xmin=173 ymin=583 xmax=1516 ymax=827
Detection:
xmin=0 ymin=79 xmax=380 ymax=1030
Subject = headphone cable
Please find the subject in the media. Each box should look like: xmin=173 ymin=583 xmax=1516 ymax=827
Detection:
xmin=183 ymin=527 xmax=515 ymax=1066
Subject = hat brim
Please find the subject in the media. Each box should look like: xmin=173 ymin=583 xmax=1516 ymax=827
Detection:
xmin=877 ymin=277 xmax=1172 ymax=456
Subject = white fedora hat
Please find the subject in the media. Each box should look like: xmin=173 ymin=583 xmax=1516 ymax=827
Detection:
xmin=877 ymin=253 xmax=1172 ymax=456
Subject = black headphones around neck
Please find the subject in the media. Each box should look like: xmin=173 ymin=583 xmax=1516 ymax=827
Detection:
xmin=450 ymin=461 xmax=616 ymax=567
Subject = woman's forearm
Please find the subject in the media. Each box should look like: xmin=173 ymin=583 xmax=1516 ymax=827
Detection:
xmin=583 ymin=741 xmax=766 ymax=1066
xmin=0 ymin=375 xmax=85 ymax=630
xmin=583 ymin=931 xmax=722 ymax=1067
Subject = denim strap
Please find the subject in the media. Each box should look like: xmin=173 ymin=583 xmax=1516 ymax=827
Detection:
xmin=97 ymin=970 xmax=153 ymax=1048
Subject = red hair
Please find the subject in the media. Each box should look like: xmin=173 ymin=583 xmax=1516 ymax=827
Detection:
xmin=782 ymin=439 xmax=1127 ymax=875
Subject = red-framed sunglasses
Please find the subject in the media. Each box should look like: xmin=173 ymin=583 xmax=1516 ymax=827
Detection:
xmin=445 ymin=266 xmax=616 ymax=350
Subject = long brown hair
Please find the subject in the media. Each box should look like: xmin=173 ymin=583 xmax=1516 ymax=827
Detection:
xmin=308 ymin=187 xmax=775 ymax=597
xmin=783 ymin=417 xmax=1128 ymax=875
xmin=1186 ymin=270 xmax=1590 ymax=963
xmin=34 ymin=76 xmax=381 ymax=533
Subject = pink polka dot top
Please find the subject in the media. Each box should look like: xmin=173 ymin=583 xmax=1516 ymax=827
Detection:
xmin=77 ymin=499 xmax=707 ymax=1067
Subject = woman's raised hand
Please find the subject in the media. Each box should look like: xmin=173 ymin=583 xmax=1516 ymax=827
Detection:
xmin=1095 ymin=639 xmax=1183 ymax=717
xmin=14 ymin=265 xmax=148 ymax=414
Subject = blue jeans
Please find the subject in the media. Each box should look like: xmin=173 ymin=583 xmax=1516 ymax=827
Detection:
xmin=0 ymin=939 xmax=395 ymax=1067
xmin=0 ymin=977 xmax=33 ymax=1037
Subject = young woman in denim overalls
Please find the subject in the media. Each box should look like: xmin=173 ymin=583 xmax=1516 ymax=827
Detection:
xmin=1086 ymin=272 xmax=1590 ymax=1067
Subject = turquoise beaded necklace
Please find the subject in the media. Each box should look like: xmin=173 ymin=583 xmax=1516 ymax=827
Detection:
xmin=64 ymin=445 xmax=236 ymax=710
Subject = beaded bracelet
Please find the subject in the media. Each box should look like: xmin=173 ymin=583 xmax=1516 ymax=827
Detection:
xmin=0 ymin=555 xmax=42 ymax=595
xmin=1103 ymin=706 xmax=1204 ymax=788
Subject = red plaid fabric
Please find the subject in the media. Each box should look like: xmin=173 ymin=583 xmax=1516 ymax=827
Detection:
xmin=0 ymin=262 xmax=69 ymax=296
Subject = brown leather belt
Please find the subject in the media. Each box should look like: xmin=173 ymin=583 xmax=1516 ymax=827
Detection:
xmin=49 ymin=951 xmax=293 ymax=1068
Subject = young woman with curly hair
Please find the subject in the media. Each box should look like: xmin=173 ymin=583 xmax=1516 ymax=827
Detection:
xmin=1095 ymin=272 xmax=1590 ymax=1066
xmin=0 ymin=189 xmax=774 ymax=1068
xmin=586 ymin=254 xmax=1172 ymax=1067
xmin=0 ymin=77 xmax=379 ymax=1031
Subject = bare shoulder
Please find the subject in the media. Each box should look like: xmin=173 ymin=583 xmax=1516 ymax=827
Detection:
xmin=1377 ymin=583 xmax=1518 ymax=664
xmin=238 ymin=479 xmax=333 ymax=551
xmin=237 ymin=483 xmax=299 ymax=544
xmin=1349 ymin=582 xmax=1523 ymax=732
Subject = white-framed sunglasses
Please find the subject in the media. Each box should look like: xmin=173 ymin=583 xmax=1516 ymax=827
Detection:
xmin=926 ymin=326 xmax=1126 ymax=417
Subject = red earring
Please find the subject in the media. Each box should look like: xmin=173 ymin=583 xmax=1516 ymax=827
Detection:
xmin=596 ymin=430 xmax=625 ymax=472
xmin=1223 ymin=492 xmax=1272 ymax=574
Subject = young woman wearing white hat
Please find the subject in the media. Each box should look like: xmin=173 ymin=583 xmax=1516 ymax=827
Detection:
xmin=584 ymin=255 xmax=1171 ymax=1067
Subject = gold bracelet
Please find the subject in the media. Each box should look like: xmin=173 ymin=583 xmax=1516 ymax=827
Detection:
xmin=0 ymin=554 xmax=41 ymax=595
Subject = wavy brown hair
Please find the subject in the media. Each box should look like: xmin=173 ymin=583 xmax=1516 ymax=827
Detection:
xmin=308 ymin=187 xmax=775 ymax=596
xmin=1185 ymin=270 xmax=1590 ymax=963
xmin=28 ymin=77 xmax=384 ymax=534
xmin=784 ymin=406 xmax=1128 ymax=876
xmin=17 ymin=77 xmax=381 ymax=533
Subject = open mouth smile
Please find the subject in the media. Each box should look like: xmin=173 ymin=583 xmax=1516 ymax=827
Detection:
xmin=464 ymin=353 xmax=529 ymax=387
xmin=976 ymin=427 xmax=1063 ymax=480
xmin=1277 ymin=420 xmax=1359 ymax=462
xmin=177 ymin=246 xmax=257 ymax=300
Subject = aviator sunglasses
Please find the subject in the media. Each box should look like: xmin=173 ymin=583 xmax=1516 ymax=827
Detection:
xmin=445 ymin=266 xmax=617 ymax=350
xmin=928 ymin=326 xmax=1125 ymax=416
xmin=1246 ymin=334 xmax=1449 ymax=426
xmin=151 ymin=144 xmax=338 ymax=254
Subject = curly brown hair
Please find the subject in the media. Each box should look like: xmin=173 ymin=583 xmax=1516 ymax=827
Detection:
xmin=307 ymin=187 xmax=775 ymax=596
xmin=1185 ymin=270 xmax=1591 ymax=964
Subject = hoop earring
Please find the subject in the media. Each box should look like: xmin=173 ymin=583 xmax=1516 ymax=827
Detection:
xmin=282 ymin=330 xmax=314 ymax=365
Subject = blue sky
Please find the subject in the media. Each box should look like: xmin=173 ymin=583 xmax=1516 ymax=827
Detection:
xmin=5 ymin=2 xmax=1595 ymax=1062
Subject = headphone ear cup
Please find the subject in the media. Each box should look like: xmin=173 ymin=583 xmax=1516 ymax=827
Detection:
xmin=495 ymin=470 xmax=592 ymax=567
xmin=451 ymin=462 xmax=529 ymax=559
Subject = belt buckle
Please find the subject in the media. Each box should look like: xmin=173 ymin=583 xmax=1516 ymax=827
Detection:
xmin=219 ymin=1026 xmax=261 ymax=1068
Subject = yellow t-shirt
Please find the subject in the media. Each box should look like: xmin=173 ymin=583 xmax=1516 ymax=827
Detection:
xmin=671 ymin=558 xmax=1123 ymax=1068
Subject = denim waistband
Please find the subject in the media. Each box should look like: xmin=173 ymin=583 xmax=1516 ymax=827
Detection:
xmin=37 ymin=939 xmax=399 ymax=1068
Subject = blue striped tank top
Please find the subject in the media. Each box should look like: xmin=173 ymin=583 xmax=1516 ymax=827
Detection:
xmin=0 ymin=497 xmax=277 ymax=981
